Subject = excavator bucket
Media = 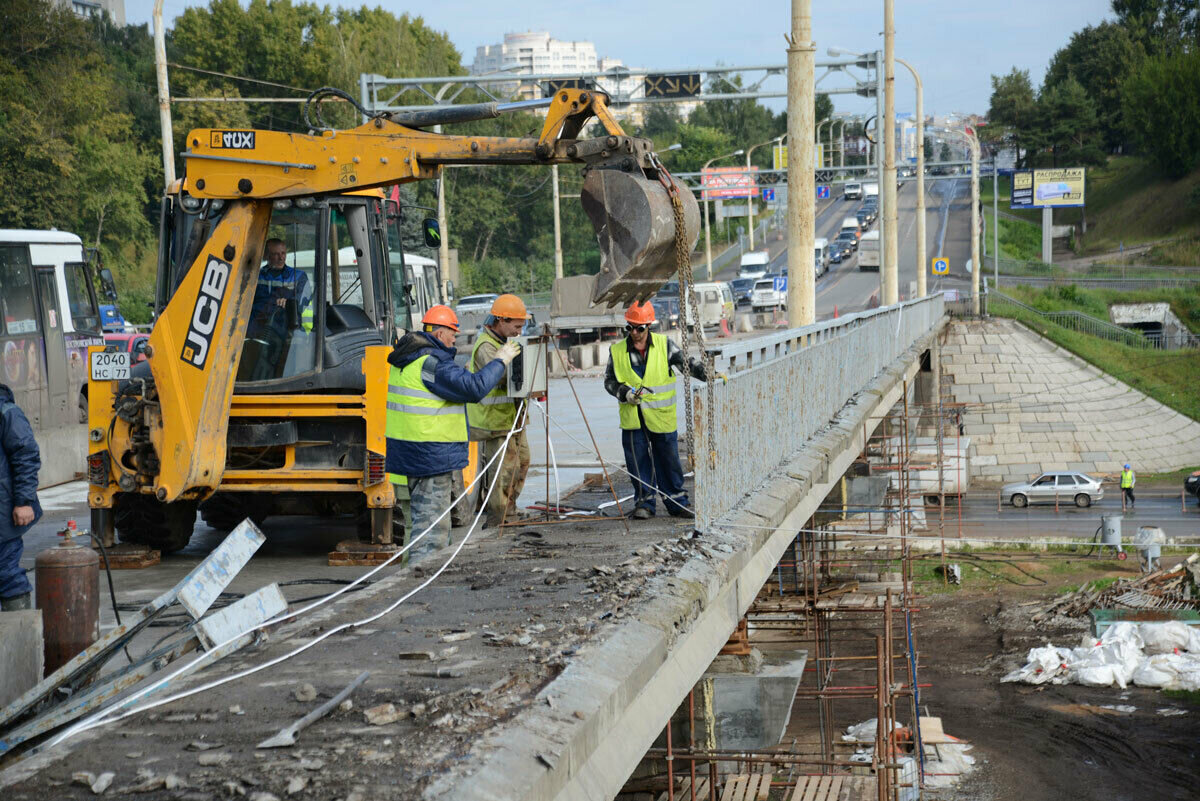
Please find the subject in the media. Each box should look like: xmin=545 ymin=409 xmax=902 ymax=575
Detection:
xmin=582 ymin=169 xmax=701 ymax=306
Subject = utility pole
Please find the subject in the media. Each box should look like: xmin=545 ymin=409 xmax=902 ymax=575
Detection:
xmin=993 ymin=157 xmax=1000 ymax=290
xmin=787 ymin=0 xmax=816 ymax=326
xmin=967 ymin=131 xmax=981 ymax=314
xmin=702 ymin=149 xmax=744 ymax=280
xmin=152 ymin=0 xmax=174 ymax=185
xmin=874 ymin=50 xmax=884 ymax=301
xmin=552 ymin=164 xmax=563 ymax=280
xmin=896 ymin=58 xmax=924 ymax=298
xmin=882 ymin=0 xmax=898 ymax=305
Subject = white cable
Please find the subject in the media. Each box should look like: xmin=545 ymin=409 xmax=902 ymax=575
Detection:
xmin=528 ymin=399 xmax=561 ymax=515
xmin=44 ymin=416 xmax=520 ymax=751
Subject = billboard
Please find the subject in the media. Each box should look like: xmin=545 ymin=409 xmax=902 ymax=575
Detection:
xmin=771 ymin=145 xmax=825 ymax=170
xmin=700 ymin=166 xmax=758 ymax=200
xmin=1011 ymin=168 xmax=1085 ymax=209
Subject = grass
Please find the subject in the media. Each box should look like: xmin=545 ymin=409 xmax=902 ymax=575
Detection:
xmin=1162 ymin=688 xmax=1200 ymax=705
xmin=912 ymin=550 xmax=1134 ymax=595
xmin=1000 ymin=283 xmax=1200 ymax=334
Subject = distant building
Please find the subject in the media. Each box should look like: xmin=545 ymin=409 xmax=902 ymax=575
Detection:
xmin=472 ymin=31 xmax=599 ymax=77
xmin=56 ymin=0 xmax=125 ymax=26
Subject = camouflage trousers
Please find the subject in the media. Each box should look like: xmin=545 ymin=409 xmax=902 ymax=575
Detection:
xmin=479 ymin=429 xmax=531 ymax=527
xmin=407 ymin=472 xmax=453 ymax=563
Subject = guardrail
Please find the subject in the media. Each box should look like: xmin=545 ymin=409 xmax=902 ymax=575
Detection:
xmin=996 ymin=274 xmax=1200 ymax=290
xmin=694 ymin=294 xmax=945 ymax=526
xmin=985 ymin=290 xmax=1178 ymax=349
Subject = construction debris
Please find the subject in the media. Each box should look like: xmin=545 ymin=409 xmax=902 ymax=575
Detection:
xmin=1031 ymin=554 xmax=1200 ymax=623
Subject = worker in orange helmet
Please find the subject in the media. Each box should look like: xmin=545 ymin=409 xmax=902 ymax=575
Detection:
xmin=604 ymin=300 xmax=708 ymax=518
xmin=467 ymin=294 xmax=534 ymax=527
xmin=387 ymin=305 xmax=520 ymax=562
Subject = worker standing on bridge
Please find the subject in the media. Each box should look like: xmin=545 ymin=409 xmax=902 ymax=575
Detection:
xmin=0 ymin=383 xmax=41 ymax=611
xmin=468 ymin=295 xmax=533 ymax=527
xmin=386 ymin=306 xmax=519 ymax=562
xmin=1121 ymin=463 xmax=1136 ymax=509
xmin=605 ymin=302 xmax=707 ymax=519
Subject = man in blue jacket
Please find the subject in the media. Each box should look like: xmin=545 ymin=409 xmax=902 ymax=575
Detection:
xmin=1 ymin=384 xmax=42 ymax=611
xmin=385 ymin=306 xmax=519 ymax=563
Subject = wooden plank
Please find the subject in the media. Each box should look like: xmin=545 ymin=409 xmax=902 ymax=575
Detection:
xmin=720 ymin=775 xmax=745 ymax=801
xmin=738 ymin=775 xmax=757 ymax=801
xmin=785 ymin=777 xmax=812 ymax=801
xmin=755 ymin=773 xmax=773 ymax=800
xmin=826 ymin=776 xmax=844 ymax=801
xmin=811 ymin=776 xmax=833 ymax=801
xmin=800 ymin=774 xmax=822 ymax=801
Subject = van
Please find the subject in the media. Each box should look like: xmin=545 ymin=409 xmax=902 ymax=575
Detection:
xmin=738 ymin=250 xmax=770 ymax=279
xmin=863 ymin=182 xmax=879 ymax=200
xmin=843 ymin=182 xmax=862 ymax=200
xmin=858 ymin=229 xmax=881 ymax=272
xmin=840 ymin=217 xmax=862 ymax=243
xmin=813 ymin=237 xmax=830 ymax=276
xmin=683 ymin=281 xmax=735 ymax=328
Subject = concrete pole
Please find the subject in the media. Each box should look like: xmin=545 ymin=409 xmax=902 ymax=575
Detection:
xmin=993 ymin=157 xmax=1000 ymax=289
xmin=787 ymin=0 xmax=816 ymax=326
xmin=882 ymin=0 xmax=898 ymax=306
xmin=816 ymin=118 xmax=830 ymax=167
xmin=746 ymin=151 xmax=756 ymax=251
xmin=874 ymin=51 xmax=884 ymax=300
xmin=152 ymin=0 xmax=175 ymax=186
xmin=836 ymin=119 xmax=847 ymax=168
xmin=969 ymin=133 xmax=981 ymax=314
xmin=1041 ymin=207 xmax=1053 ymax=264
xmin=897 ymin=58 xmax=924 ymax=297
xmin=552 ymin=164 xmax=563 ymax=280
xmin=437 ymin=169 xmax=451 ymax=301
xmin=705 ymin=196 xmax=713 ymax=280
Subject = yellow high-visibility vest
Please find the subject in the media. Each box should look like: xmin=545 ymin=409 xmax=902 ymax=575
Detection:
xmin=610 ymin=333 xmax=677 ymax=434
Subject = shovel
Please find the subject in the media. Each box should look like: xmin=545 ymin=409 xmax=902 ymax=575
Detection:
xmin=257 ymin=671 xmax=370 ymax=748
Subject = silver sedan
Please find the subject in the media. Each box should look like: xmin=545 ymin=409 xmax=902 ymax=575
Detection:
xmin=1003 ymin=472 xmax=1105 ymax=508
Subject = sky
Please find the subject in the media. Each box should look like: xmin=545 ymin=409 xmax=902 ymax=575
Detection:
xmin=131 ymin=0 xmax=1115 ymax=117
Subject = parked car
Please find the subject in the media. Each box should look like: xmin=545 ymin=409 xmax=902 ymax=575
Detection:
xmin=104 ymin=332 xmax=150 ymax=364
xmin=855 ymin=208 xmax=873 ymax=228
xmin=1003 ymin=472 xmax=1105 ymax=508
xmin=651 ymin=296 xmax=681 ymax=329
xmin=455 ymin=293 xmax=499 ymax=315
xmin=1185 ymin=470 xmax=1200 ymax=505
xmin=730 ymin=277 xmax=756 ymax=307
xmin=835 ymin=230 xmax=859 ymax=252
xmin=751 ymin=272 xmax=786 ymax=313
xmin=828 ymin=241 xmax=847 ymax=264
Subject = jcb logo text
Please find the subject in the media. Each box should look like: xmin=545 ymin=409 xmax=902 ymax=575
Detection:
xmin=180 ymin=256 xmax=230 ymax=369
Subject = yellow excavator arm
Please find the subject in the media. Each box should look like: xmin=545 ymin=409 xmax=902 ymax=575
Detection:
xmin=119 ymin=89 xmax=699 ymax=504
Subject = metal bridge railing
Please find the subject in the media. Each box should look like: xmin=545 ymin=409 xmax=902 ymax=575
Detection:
xmin=985 ymin=290 xmax=1165 ymax=349
xmin=694 ymin=294 xmax=945 ymax=526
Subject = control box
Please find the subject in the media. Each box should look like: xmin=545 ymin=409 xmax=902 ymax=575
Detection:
xmin=506 ymin=336 xmax=548 ymax=398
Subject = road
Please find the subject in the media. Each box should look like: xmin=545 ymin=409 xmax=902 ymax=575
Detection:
xmin=717 ymin=178 xmax=975 ymax=319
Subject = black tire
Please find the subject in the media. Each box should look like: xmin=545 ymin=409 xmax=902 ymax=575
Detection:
xmin=199 ymin=494 xmax=268 ymax=532
xmin=114 ymin=494 xmax=198 ymax=553
xmin=1011 ymin=493 xmax=1028 ymax=508
xmin=1074 ymin=493 xmax=1091 ymax=509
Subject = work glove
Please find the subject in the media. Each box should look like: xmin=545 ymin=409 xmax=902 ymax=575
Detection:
xmin=623 ymin=386 xmax=644 ymax=404
xmin=495 ymin=340 xmax=522 ymax=366
xmin=716 ymin=372 xmax=729 ymax=385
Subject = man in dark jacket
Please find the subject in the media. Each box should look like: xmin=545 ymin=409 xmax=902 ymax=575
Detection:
xmin=385 ymin=306 xmax=518 ymax=562
xmin=1 ymin=384 xmax=42 ymax=611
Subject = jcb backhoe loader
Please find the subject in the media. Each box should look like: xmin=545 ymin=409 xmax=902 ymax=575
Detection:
xmin=86 ymin=88 xmax=700 ymax=552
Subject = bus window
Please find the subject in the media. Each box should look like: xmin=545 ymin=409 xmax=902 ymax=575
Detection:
xmin=0 ymin=246 xmax=38 ymax=336
xmin=64 ymin=261 xmax=100 ymax=332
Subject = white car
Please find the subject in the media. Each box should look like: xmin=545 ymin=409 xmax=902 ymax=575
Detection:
xmin=455 ymin=294 xmax=499 ymax=315
xmin=751 ymin=276 xmax=786 ymax=312
xmin=843 ymin=182 xmax=862 ymax=200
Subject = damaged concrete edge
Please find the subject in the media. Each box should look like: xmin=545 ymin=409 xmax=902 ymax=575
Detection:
xmin=425 ymin=321 xmax=945 ymax=801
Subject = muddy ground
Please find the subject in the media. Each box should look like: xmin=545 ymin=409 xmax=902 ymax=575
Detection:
xmin=917 ymin=569 xmax=1199 ymax=801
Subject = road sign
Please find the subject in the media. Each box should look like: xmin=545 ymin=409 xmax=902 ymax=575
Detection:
xmin=931 ymin=257 xmax=949 ymax=275
xmin=540 ymin=78 xmax=593 ymax=98
xmin=643 ymin=73 xmax=702 ymax=98
xmin=773 ymin=145 xmax=787 ymax=170
xmin=762 ymin=188 xmax=775 ymax=202
xmin=816 ymin=185 xmax=830 ymax=199
xmin=773 ymin=276 xmax=788 ymax=293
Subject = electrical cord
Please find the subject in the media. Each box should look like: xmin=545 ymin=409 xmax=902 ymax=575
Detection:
xmin=45 ymin=415 xmax=520 ymax=751
xmin=302 ymin=86 xmax=377 ymax=131
xmin=82 ymin=530 xmax=134 ymax=666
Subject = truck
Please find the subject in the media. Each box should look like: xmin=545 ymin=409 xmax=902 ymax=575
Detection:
xmin=738 ymin=250 xmax=770 ymax=279
xmin=549 ymin=274 xmax=626 ymax=345
xmin=863 ymin=182 xmax=879 ymax=201
xmin=858 ymin=229 xmax=881 ymax=271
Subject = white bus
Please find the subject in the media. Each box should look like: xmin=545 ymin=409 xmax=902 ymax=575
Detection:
xmin=0 ymin=229 xmax=105 ymax=486
xmin=858 ymin=229 xmax=881 ymax=272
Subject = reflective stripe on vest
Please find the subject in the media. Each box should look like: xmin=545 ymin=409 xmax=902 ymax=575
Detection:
xmin=611 ymin=333 xmax=677 ymax=433
xmin=385 ymin=356 xmax=467 ymax=446
xmin=467 ymin=328 xmax=517 ymax=431
xmin=387 ymin=472 xmax=408 ymax=486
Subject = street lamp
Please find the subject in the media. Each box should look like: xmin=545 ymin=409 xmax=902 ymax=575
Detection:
xmin=895 ymin=57 xmax=925 ymax=298
xmin=745 ymin=136 xmax=783 ymax=251
xmin=932 ymin=126 xmax=981 ymax=313
xmin=703 ymin=148 xmax=744 ymax=280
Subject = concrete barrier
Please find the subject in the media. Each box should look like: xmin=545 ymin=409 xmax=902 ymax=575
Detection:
xmin=569 ymin=344 xmax=593 ymax=370
xmin=0 ymin=611 xmax=43 ymax=708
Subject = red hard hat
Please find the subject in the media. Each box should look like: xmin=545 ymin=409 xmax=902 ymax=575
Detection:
xmin=422 ymin=305 xmax=460 ymax=331
xmin=625 ymin=301 xmax=656 ymax=326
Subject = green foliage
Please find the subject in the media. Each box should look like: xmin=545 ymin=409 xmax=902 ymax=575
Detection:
xmin=1032 ymin=77 xmax=1106 ymax=167
xmin=983 ymin=68 xmax=1038 ymax=164
xmin=1043 ymin=22 xmax=1144 ymax=150
xmin=1111 ymin=0 xmax=1199 ymax=54
xmin=1120 ymin=48 xmax=1200 ymax=177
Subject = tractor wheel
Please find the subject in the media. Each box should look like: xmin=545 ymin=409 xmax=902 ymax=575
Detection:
xmin=114 ymin=494 xmax=198 ymax=554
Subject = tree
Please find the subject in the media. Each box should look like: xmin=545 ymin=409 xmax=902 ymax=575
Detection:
xmin=1121 ymin=47 xmax=1200 ymax=176
xmin=1111 ymin=0 xmax=1199 ymax=54
xmin=984 ymin=68 xmax=1038 ymax=166
xmin=939 ymin=142 xmax=952 ymax=163
xmin=1044 ymin=22 xmax=1144 ymax=150
xmin=923 ymin=136 xmax=933 ymax=161
xmin=688 ymin=75 xmax=784 ymax=167
xmin=1033 ymin=77 xmax=1106 ymax=167
xmin=815 ymin=94 xmax=834 ymax=128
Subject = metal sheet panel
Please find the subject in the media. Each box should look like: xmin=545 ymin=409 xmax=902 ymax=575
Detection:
xmin=177 ymin=520 xmax=266 ymax=621
xmin=195 ymin=583 xmax=287 ymax=650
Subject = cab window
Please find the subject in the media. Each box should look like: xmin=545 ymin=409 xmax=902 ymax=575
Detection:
xmin=0 ymin=246 xmax=38 ymax=336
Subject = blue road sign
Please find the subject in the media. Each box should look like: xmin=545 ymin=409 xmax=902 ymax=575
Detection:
xmin=816 ymin=185 xmax=830 ymax=199
xmin=931 ymin=257 xmax=950 ymax=275
xmin=773 ymin=276 xmax=788 ymax=293
xmin=762 ymin=188 xmax=775 ymax=202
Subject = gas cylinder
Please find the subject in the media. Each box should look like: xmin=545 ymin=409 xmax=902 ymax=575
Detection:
xmin=34 ymin=522 xmax=100 ymax=676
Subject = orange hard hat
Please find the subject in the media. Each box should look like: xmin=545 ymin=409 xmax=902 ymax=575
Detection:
xmin=422 ymin=304 xmax=460 ymax=331
xmin=490 ymin=293 xmax=530 ymax=319
xmin=625 ymin=301 xmax=656 ymax=326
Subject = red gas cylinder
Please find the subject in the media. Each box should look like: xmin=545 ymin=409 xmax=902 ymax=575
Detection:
xmin=35 ymin=523 xmax=100 ymax=676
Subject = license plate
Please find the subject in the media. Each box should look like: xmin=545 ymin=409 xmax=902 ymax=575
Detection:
xmin=90 ymin=351 xmax=131 ymax=381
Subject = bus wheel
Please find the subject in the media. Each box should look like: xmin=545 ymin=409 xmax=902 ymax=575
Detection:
xmin=114 ymin=494 xmax=198 ymax=554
